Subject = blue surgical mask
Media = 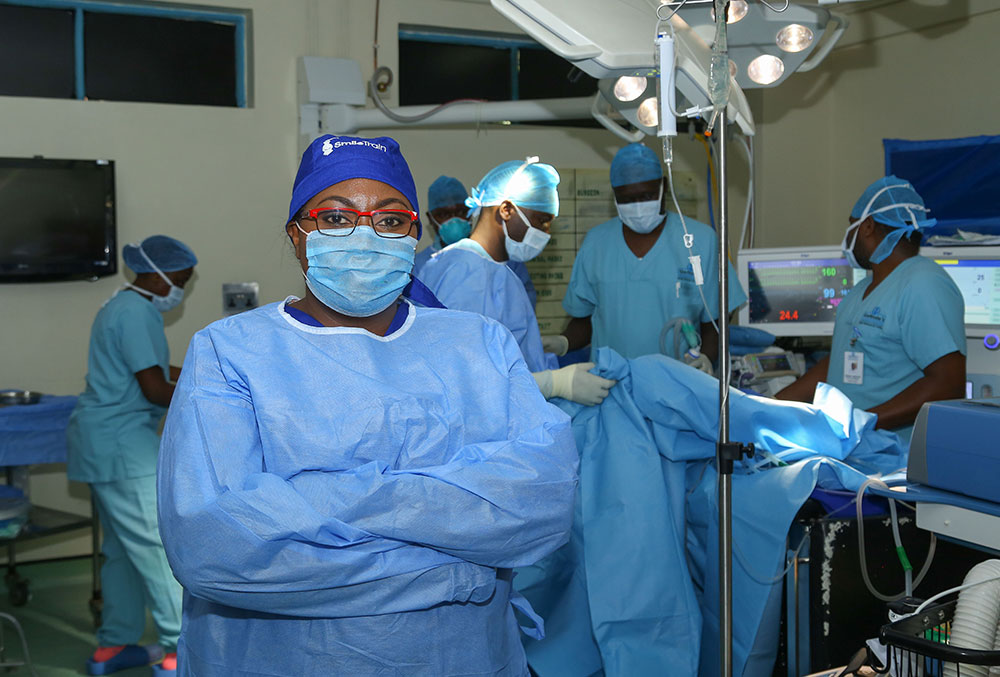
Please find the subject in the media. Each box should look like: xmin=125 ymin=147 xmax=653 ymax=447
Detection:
xmin=503 ymin=204 xmax=551 ymax=263
xmin=841 ymin=224 xmax=862 ymax=269
xmin=301 ymin=226 xmax=416 ymax=317
xmin=132 ymin=244 xmax=187 ymax=312
xmin=615 ymin=181 xmax=665 ymax=234
xmin=437 ymin=217 xmax=471 ymax=246
xmin=123 ymin=283 xmax=185 ymax=312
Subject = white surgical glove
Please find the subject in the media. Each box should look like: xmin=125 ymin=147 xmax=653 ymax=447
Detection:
xmin=683 ymin=351 xmax=714 ymax=375
xmin=535 ymin=362 xmax=616 ymax=406
xmin=541 ymin=334 xmax=570 ymax=357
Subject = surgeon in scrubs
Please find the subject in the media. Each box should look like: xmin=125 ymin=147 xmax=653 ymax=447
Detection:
xmin=157 ymin=135 xmax=578 ymax=677
xmin=67 ymin=235 xmax=196 ymax=676
xmin=546 ymin=143 xmax=746 ymax=372
xmin=421 ymin=159 xmax=616 ymax=406
xmin=414 ymin=175 xmax=538 ymax=305
xmin=413 ymin=175 xmax=471 ymax=276
xmin=776 ymin=176 xmax=966 ymax=441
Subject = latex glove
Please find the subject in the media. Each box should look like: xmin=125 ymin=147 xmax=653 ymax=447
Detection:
xmin=684 ymin=352 xmax=714 ymax=375
xmin=550 ymin=362 xmax=617 ymax=406
xmin=541 ymin=334 xmax=570 ymax=357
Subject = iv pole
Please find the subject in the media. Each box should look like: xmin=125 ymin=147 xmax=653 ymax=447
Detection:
xmin=711 ymin=3 xmax=753 ymax=675
xmin=716 ymin=100 xmax=734 ymax=677
xmin=658 ymin=3 xmax=753 ymax=674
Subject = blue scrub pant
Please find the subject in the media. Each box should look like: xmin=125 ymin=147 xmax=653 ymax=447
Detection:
xmin=91 ymin=475 xmax=182 ymax=650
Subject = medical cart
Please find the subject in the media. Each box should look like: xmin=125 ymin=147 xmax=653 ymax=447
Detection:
xmin=0 ymin=393 xmax=101 ymax=619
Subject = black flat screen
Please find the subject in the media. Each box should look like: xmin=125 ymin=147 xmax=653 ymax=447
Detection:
xmin=0 ymin=158 xmax=116 ymax=281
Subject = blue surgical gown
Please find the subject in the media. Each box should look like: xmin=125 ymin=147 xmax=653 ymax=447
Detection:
xmin=508 ymin=259 xmax=538 ymax=308
xmin=417 ymin=241 xmax=538 ymax=307
xmin=562 ymin=215 xmax=747 ymax=360
xmin=413 ymin=241 xmax=441 ymax=277
xmin=421 ymin=239 xmax=557 ymax=373
xmin=157 ymin=299 xmax=579 ymax=677
xmin=67 ymin=289 xmax=169 ymax=482
xmin=826 ymin=255 xmax=966 ymax=439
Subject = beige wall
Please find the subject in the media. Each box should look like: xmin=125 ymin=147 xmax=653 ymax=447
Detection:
xmin=0 ymin=0 xmax=741 ymax=561
xmin=7 ymin=0 xmax=984 ymax=561
xmin=753 ymin=1 xmax=1000 ymax=248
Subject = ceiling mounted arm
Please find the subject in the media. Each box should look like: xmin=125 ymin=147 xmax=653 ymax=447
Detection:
xmin=590 ymin=92 xmax=645 ymax=143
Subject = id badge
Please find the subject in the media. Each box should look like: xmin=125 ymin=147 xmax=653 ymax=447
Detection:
xmin=844 ymin=351 xmax=864 ymax=385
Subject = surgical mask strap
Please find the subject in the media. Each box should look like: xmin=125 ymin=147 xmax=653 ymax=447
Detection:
xmin=133 ymin=244 xmax=178 ymax=290
xmin=851 ymin=181 xmax=929 ymax=230
xmin=124 ymin=283 xmax=153 ymax=298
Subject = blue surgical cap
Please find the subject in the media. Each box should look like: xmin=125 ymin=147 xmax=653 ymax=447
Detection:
xmin=850 ymin=175 xmax=936 ymax=230
xmin=427 ymin=176 xmax=468 ymax=212
xmin=289 ymin=135 xmax=421 ymax=238
xmin=123 ymin=235 xmax=197 ymax=273
xmin=466 ymin=160 xmax=560 ymax=219
xmin=610 ymin=143 xmax=663 ymax=188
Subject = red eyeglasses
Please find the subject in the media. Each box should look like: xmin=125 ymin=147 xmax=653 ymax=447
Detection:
xmin=299 ymin=207 xmax=419 ymax=238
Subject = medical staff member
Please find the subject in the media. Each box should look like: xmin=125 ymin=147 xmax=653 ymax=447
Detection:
xmin=67 ymin=235 xmax=196 ymax=676
xmin=421 ymin=159 xmax=616 ymax=406
xmin=415 ymin=174 xmax=538 ymax=305
xmin=413 ymin=175 xmax=471 ymax=276
xmin=776 ymin=176 xmax=965 ymax=439
xmin=546 ymin=143 xmax=746 ymax=372
xmin=157 ymin=135 xmax=578 ymax=677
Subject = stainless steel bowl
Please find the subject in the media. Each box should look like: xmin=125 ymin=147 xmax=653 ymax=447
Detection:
xmin=0 ymin=390 xmax=43 ymax=406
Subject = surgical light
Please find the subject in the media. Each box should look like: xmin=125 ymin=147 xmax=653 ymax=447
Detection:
xmin=613 ymin=76 xmax=647 ymax=102
xmin=776 ymin=24 xmax=814 ymax=53
xmin=710 ymin=0 xmax=749 ymax=25
xmin=747 ymin=54 xmax=785 ymax=85
xmin=636 ymin=97 xmax=658 ymax=128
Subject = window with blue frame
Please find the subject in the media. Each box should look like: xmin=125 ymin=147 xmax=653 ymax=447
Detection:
xmin=0 ymin=0 xmax=250 ymax=107
xmin=397 ymin=26 xmax=597 ymax=108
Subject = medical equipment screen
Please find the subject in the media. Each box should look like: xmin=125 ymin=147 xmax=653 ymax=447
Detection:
xmin=0 ymin=157 xmax=116 ymax=281
xmin=929 ymin=258 xmax=1000 ymax=327
xmin=746 ymin=257 xmax=865 ymax=325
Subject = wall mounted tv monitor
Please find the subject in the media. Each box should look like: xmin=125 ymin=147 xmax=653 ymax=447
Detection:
xmin=0 ymin=157 xmax=116 ymax=282
xmin=737 ymin=246 xmax=868 ymax=337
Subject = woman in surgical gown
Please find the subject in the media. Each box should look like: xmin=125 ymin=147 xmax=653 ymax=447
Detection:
xmin=156 ymin=135 xmax=578 ymax=677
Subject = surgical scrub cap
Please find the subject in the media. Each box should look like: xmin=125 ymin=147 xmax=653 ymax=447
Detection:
xmin=123 ymin=235 xmax=197 ymax=273
xmin=289 ymin=135 xmax=421 ymax=238
xmin=609 ymin=143 xmax=663 ymax=188
xmin=466 ymin=160 xmax=560 ymax=219
xmin=850 ymin=175 xmax=936 ymax=230
xmin=850 ymin=175 xmax=936 ymax=264
xmin=427 ymin=176 xmax=468 ymax=212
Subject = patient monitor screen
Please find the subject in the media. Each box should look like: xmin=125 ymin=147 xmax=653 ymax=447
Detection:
xmin=747 ymin=258 xmax=866 ymax=325
xmin=929 ymin=258 xmax=1000 ymax=326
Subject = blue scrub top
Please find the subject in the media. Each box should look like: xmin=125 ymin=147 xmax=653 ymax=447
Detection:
xmin=826 ymin=255 xmax=966 ymax=439
xmin=563 ymin=214 xmax=747 ymax=360
xmin=67 ymin=289 xmax=169 ymax=483
xmin=421 ymin=239 xmax=557 ymax=373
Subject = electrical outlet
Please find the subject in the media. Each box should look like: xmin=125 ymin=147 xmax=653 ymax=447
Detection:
xmin=223 ymin=282 xmax=259 ymax=316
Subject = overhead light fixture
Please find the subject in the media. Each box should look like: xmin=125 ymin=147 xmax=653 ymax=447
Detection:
xmin=776 ymin=24 xmax=814 ymax=53
xmin=747 ymin=54 xmax=784 ymax=85
xmin=636 ymin=97 xmax=659 ymax=128
xmin=613 ymin=76 xmax=647 ymax=102
xmin=710 ymin=0 xmax=749 ymax=24
xmin=655 ymin=1 xmax=848 ymax=89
